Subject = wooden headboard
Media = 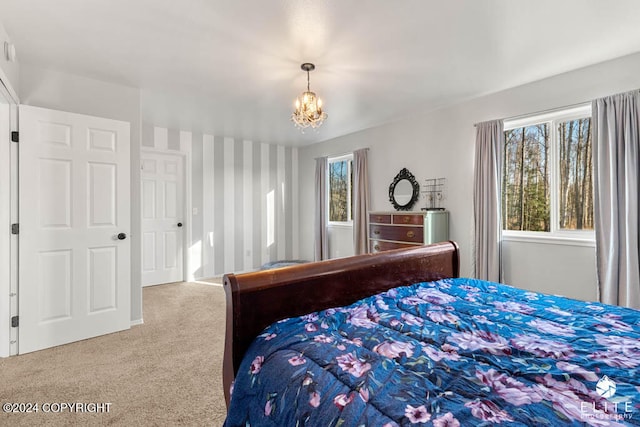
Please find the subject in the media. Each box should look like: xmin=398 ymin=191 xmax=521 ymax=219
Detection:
xmin=222 ymin=241 xmax=460 ymax=406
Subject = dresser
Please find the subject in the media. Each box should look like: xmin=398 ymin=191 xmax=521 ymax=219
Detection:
xmin=368 ymin=210 xmax=449 ymax=253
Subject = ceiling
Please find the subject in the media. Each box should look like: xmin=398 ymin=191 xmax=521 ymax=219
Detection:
xmin=2 ymin=0 xmax=640 ymax=146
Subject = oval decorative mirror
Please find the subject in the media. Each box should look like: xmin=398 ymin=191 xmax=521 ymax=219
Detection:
xmin=389 ymin=168 xmax=419 ymax=211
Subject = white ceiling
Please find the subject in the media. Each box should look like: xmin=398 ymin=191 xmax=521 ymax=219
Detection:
xmin=2 ymin=0 xmax=640 ymax=146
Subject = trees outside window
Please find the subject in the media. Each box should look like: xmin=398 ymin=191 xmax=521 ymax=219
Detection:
xmin=503 ymin=124 xmax=550 ymax=232
xmin=328 ymin=156 xmax=353 ymax=223
xmin=502 ymin=106 xmax=593 ymax=237
xmin=558 ymin=118 xmax=593 ymax=230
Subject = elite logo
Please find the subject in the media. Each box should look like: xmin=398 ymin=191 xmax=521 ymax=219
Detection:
xmin=596 ymin=375 xmax=617 ymax=399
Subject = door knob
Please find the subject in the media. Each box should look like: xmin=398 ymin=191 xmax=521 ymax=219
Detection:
xmin=177 ymin=222 xmax=183 ymax=227
xmin=117 ymin=233 xmax=127 ymax=240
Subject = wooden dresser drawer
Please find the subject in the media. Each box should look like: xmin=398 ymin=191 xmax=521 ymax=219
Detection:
xmin=369 ymin=213 xmax=391 ymax=224
xmin=369 ymin=224 xmax=424 ymax=243
xmin=370 ymin=240 xmax=418 ymax=253
xmin=392 ymin=214 xmax=424 ymax=225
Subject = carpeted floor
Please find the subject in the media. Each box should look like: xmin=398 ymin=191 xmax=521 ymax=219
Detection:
xmin=0 ymin=280 xmax=228 ymax=426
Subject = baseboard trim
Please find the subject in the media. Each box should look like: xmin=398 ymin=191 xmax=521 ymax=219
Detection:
xmin=131 ymin=318 xmax=144 ymax=326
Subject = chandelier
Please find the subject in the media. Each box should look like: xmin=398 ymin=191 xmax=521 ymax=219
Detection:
xmin=291 ymin=63 xmax=327 ymax=130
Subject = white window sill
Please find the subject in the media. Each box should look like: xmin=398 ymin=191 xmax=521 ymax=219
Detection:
xmin=328 ymin=222 xmax=353 ymax=229
xmin=502 ymin=232 xmax=595 ymax=247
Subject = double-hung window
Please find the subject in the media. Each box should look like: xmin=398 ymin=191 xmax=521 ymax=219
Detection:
xmin=502 ymin=104 xmax=594 ymax=242
xmin=328 ymin=154 xmax=353 ymax=224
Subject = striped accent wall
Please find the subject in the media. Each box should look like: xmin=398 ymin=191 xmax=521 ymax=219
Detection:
xmin=147 ymin=125 xmax=299 ymax=279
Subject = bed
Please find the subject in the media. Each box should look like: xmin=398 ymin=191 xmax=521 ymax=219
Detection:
xmin=223 ymin=242 xmax=640 ymax=426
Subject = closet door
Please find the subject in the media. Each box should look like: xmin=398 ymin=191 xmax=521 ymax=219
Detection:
xmin=141 ymin=151 xmax=185 ymax=286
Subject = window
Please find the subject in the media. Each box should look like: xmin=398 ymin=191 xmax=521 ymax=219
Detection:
xmin=328 ymin=155 xmax=353 ymax=223
xmin=502 ymin=105 xmax=593 ymax=239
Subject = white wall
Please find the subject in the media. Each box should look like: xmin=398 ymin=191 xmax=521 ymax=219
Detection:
xmin=143 ymin=124 xmax=300 ymax=278
xmin=502 ymin=240 xmax=597 ymax=301
xmin=299 ymin=52 xmax=640 ymax=301
xmin=299 ymin=107 xmax=475 ymax=271
xmin=0 ymin=20 xmax=19 ymax=98
xmin=328 ymin=225 xmax=354 ymax=259
xmin=20 ymin=65 xmax=144 ymax=323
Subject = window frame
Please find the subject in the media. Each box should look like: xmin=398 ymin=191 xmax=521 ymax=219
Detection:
xmin=327 ymin=153 xmax=354 ymax=226
xmin=502 ymin=104 xmax=595 ymax=245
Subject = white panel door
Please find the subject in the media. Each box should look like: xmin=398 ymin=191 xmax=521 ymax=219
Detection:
xmin=0 ymin=85 xmax=13 ymax=357
xmin=141 ymin=152 xmax=184 ymax=286
xmin=19 ymin=105 xmax=130 ymax=354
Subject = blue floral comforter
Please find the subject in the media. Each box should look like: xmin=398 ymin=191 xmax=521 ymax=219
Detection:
xmin=225 ymin=278 xmax=640 ymax=426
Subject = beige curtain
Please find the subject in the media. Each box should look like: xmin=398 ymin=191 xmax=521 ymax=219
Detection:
xmin=473 ymin=120 xmax=504 ymax=282
xmin=593 ymin=90 xmax=640 ymax=308
xmin=314 ymin=157 xmax=329 ymax=261
xmin=352 ymin=148 xmax=370 ymax=255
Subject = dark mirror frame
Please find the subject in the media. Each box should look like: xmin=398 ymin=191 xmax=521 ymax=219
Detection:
xmin=388 ymin=168 xmax=420 ymax=211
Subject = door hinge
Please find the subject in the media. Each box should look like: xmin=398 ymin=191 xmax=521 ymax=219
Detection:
xmin=11 ymin=316 xmax=18 ymax=327
xmin=11 ymin=131 xmax=18 ymax=143
xmin=11 ymin=223 xmax=18 ymax=235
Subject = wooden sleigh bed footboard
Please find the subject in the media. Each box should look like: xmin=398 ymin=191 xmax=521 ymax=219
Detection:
xmin=222 ymin=241 xmax=460 ymax=406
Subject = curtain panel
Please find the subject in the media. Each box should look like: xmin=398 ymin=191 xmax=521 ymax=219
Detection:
xmin=473 ymin=120 xmax=504 ymax=282
xmin=593 ymin=90 xmax=640 ymax=308
xmin=314 ymin=157 xmax=329 ymax=261
xmin=352 ymin=148 xmax=370 ymax=255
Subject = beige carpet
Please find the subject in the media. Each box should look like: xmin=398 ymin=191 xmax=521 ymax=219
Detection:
xmin=0 ymin=280 xmax=227 ymax=426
